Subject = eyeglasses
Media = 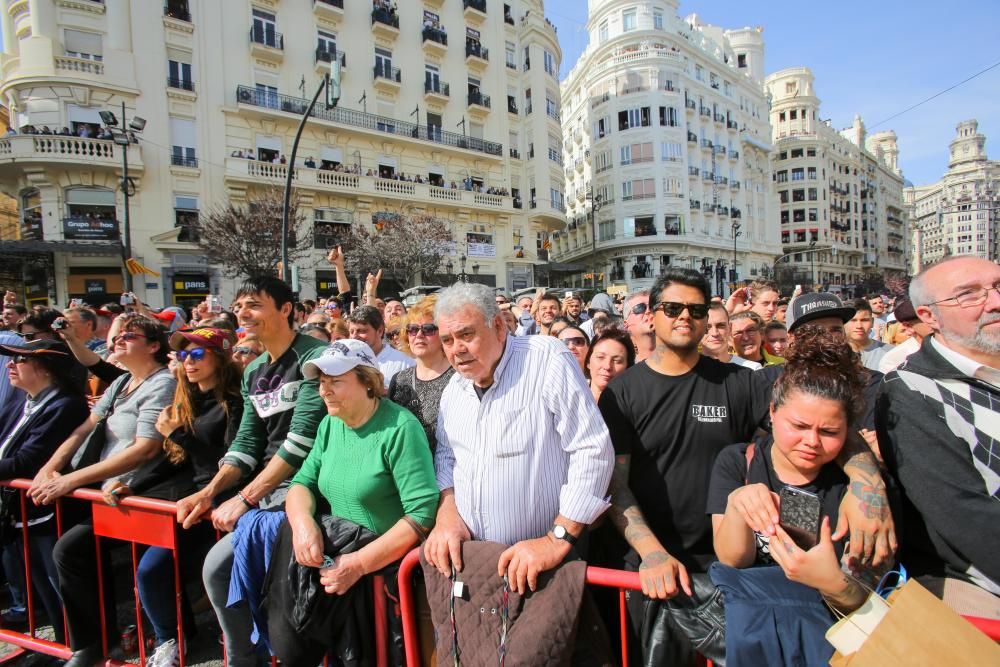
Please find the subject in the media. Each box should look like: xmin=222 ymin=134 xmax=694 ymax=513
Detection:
xmin=629 ymin=302 xmax=649 ymax=316
xmin=650 ymin=302 xmax=710 ymax=319
xmin=925 ymin=284 xmax=1000 ymax=309
xmin=9 ymin=354 xmax=30 ymax=364
xmin=406 ymin=323 xmax=439 ymax=337
xmin=325 ymin=302 xmax=341 ymax=310
xmin=732 ymin=327 xmax=761 ymax=338
xmin=387 ymin=330 xmax=401 ymax=340
xmin=177 ymin=347 xmax=208 ymax=362
xmin=233 ymin=346 xmax=258 ymax=356
xmin=21 ymin=332 xmax=40 ymax=341
xmin=561 ymin=336 xmax=588 ymax=348
xmin=113 ymin=332 xmax=148 ymax=345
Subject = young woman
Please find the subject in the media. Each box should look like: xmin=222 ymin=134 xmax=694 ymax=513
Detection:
xmin=556 ymin=323 xmax=590 ymax=373
xmin=707 ymin=327 xmax=883 ymax=661
xmin=104 ymin=327 xmax=243 ymax=667
xmin=388 ymin=295 xmax=454 ymax=453
xmin=584 ymin=327 xmax=635 ymax=403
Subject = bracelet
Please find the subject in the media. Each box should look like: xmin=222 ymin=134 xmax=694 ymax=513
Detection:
xmin=237 ymin=491 xmax=258 ymax=509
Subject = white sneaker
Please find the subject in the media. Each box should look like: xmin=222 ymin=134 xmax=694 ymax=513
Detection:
xmin=145 ymin=639 xmax=180 ymax=667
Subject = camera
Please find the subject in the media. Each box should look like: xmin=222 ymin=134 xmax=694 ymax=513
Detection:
xmin=51 ymin=317 xmax=68 ymax=331
xmin=120 ymin=293 xmax=134 ymax=306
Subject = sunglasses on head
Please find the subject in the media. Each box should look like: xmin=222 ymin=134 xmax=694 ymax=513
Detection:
xmin=113 ymin=332 xmax=148 ymax=345
xmin=406 ymin=323 xmax=439 ymax=337
xmin=177 ymin=347 xmax=208 ymax=362
xmin=651 ymin=302 xmax=710 ymax=319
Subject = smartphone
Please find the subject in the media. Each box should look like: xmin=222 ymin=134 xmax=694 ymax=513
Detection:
xmin=744 ymin=287 xmax=752 ymax=306
xmin=120 ymin=293 xmax=134 ymax=306
xmin=51 ymin=317 xmax=68 ymax=331
xmin=565 ymin=291 xmax=573 ymax=299
xmin=779 ymin=486 xmax=822 ymax=550
xmin=69 ymin=298 xmax=83 ymax=308
xmin=209 ymin=295 xmax=222 ymax=314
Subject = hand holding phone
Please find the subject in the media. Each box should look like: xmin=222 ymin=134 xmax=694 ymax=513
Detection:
xmin=779 ymin=486 xmax=822 ymax=550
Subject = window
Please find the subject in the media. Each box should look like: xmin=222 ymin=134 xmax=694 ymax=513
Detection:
xmin=255 ymin=83 xmax=278 ymax=108
xmin=543 ymin=50 xmax=556 ymax=76
xmin=64 ymin=29 xmax=103 ymax=61
xmin=778 ymin=111 xmax=786 ymax=122
xmin=779 ymin=190 xmax=789 ymax=204
xmin=251 ymin=9 xmax=278 ymax=48
xmin=523 ymin=45 xmax=530 ymax=70
xmin=169 ymin=117 xmax=197 ymax=167
xmin=661 ymin=142 xmax=682 ymax=161
xmin=167 ymin=60 xmax=193 ymax=90
xmin=622 ymin=8 xmax=637 ymax=31
xmin=317 ymin=30 xmax=337 ymax=57
xmin=808 ymin=208 xmax=818 ymax=222
xmin=596 ymin=150 xmax=613 ymax=172
xmin=791 ymin=168 xmax=804 ymax=181
xmin=659 ymin=106 xmax=678 ymax=126
xmin=791 ymin=148 xmax=803 ymax=158
xmin=620 ymin=142 xmax=653 ymax=164
xmin=807 ymin=167 xmax=817 ymax=180
xmin=622 ymin=178 xmax=654 ymax=200
xmin=598 ymin=21 xmax=609 ymax=43
xmin=594 ymin=116 xmax=610 ymax=138
xmin=654 ymin=11 xmax=663 ymax=29
xmin=737 ymin=53 xmax=747 ymax=68
xmin=550 ymin=188 xmax=564 ymax=210
xmin=634 ymin=216 xmax=656 ymax=236
xmin=790 ymin=110 xmax=797 ymax=120
xmin=807 ymin=148 xmax=816 ymax=157
xmin=525 ymin=88 xmax=532 ymax=114
xmin=792 ymin=189 xmax=805 ymax=202
xmin=546 ymin=95 xmax=558 ymax=120
xmin=425 ymin=65 xmax=442 ymax=93
xmin=175 ymin=195 xmax=199 ymax=242
xmin=505 ymin=41 xmax=516 ymax=69
xmin=618 ymin=107 xmax=650 ymax=131
xmin=808 ymin=187 xmax=818 ymax=201
xmin=776 ymin=170 xmax=788 ymax=183
xmin=374 ymin=48 xmax=393 ymax=78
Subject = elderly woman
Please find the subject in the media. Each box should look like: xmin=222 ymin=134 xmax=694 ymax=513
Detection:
xmin=28 ymin=315 xmax=176 ymax=667
xmin=388 ymin=295 xmax=454 ymax=452
xmin=269 ymin=339 xmax=438 ymax=665
xmin=0 ymin=339 xmax=89 ymax=644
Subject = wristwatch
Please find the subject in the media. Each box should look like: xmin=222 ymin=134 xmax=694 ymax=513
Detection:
xmin=551 ymin=524 xmax=578 ymax=546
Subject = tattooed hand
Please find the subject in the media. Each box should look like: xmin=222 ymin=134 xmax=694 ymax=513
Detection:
xmin=834 ymin=433 xmax=897 ymax=569
xmin=638 ymin=550 xmax=692 ymax=600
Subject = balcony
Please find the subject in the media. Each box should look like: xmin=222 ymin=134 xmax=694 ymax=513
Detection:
xmin=575 ymin=158 xmax=584 ymax=173
xmin=465 ymin=41 xmax=488 ymax=68
xmin=416 ymin=80 xmax=447 ymax=106
xmin=729 ymin=150 xmax=739 ymax=161
xmin=509 ymin=148 xmax=520 ymax=159
xmin=714 ymin=113 xmax=726 ymax=124
xmin=249 ymin=27 xmax=283 ymax=61
xmin=163 ymin=1 xmax=190 ymax=22
xmin=463 ymin=0 xmax=487 ymax=21
xmin=718 ymin=206 xmax=729 ymax=217
xmin=313 ymin=0 xmax=344 ymax=20
xmin=685 ymin=99 xmax=696 ymax=111
xmin=727 ymin=119 xmax=739 ymax=130
xmin=716 ymin=176 xmax=728 ymax=185
xmin=170 ymin=154 xmax=198 ymax=168
xmin=730 ymin=181 xmax=740 ymax=191
xmin=507 ymin=96 xmax=518 ymax=114
xmin=687 ymin=131 xmax=698 ymax=143
xmin=714 ymin=145 xmax=726 ymax=156
xmin=731 ymin=208 xmax=742 ymax=219
xmin=55 ymin=56 xmax=104 ymax=75
xmin=315 ymin=48 xmax=346 ymax=71
xmin=371 ymin=7 xmax=400 ymax=38
xmin=235 ymin=85 xmax=502 ymax=157
xmin=688 ymin=166 xmax=699 ymax=177
xmin=225 ymin=158 xmax=516 ymax=213
xmin=702 ymin=171 xmax=714 ymax=182
xmin=0 ymin=135 xmax=143 ymax=175
xmin=421 ymin=26 xmax=448 ymax=55
xmin=690 ymin=199 xmax=701 ymax=210
xmin=165 ymin=76 xmax=195 ymax=94
xmin=701 ymin=139 xmax=713 ymax=150
xmin=504 ymin=9 xmax=514 ymax=25
xmin=467 ymin=90 xmax=491 ymax=115
xmin=373 ymin=64 xmax=401 ymax=93
xmin=700 ymin=106 xmax=712 ymax=118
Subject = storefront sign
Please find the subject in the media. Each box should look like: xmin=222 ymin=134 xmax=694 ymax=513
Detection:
xmin=172 ymin=274 xmax=209 ymax=295
xmin=84 ymin=279 xmax=107 ymax=294
xmin=63 ymin=217 xmax=120 ymax=241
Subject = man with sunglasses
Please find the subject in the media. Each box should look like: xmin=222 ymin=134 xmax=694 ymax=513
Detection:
xmin=599 ymin=268 xmax=895 ymax=664
xmin=876 ymin=256 xmax=1000 ymax=612
xmin=622 ymin=290 xmax=655 ymax=363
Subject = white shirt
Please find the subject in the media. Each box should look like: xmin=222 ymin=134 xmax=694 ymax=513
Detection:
xmin=376 ymin=343 xmax=415 ymax=389
xmin=730 ymin=355 xmax=762 ymax=371
xmin=878 ymin=336 xmax=920 ymax=374
xmin=930 ymin=336 xmax=1000 ymax=390
xmin=435 ymin=335 xmax=614 ymax=545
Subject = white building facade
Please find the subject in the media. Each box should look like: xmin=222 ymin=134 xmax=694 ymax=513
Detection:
xmin=553 ymin=1 xmax=781 ymax=297
xmin=766 ymin=67 xmax=908 ymax=292
xmin=0 ymin=0 xmax=565 ymax=307
xmin=905 ymin=119 xmax=999 ymax=273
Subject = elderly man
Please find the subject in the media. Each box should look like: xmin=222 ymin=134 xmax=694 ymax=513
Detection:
xmin=622 ymin=289 xmax=655 ymax=363
xmin=424 ymin=283 xmax=613 ymax=595
xmin=877 ymin=256 xmax=1000 ymax=615
xmin=62 ymin=307 xmax=106 ymax=356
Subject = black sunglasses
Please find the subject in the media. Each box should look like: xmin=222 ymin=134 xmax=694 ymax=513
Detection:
xmin=630 ymin=303 xmax=649 ymax=316
xmin=10 ymin=354 xmax=30 ymax=364
xmin=387 ymin=330 xmax=401 ymax=340
xmin=651 ymin=302 xmax=710 ymax=319
xmin=406 ymin=323 xmax=439 ymax=337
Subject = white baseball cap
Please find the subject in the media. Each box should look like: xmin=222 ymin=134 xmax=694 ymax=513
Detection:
xmin=302 ymin=339 xmax=378 ymax=379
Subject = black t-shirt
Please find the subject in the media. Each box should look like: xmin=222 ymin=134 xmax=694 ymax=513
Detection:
xmin=706 ymin=437 xmax=848 ymax=565
xmin=598 ymin=356 xmax=772 ymax=570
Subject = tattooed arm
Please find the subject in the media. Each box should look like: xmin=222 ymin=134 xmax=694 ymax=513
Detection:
xmin=834 ymin=432 xmax=897 ymax=568
xmin=608 ymin=455 xmax=692 ymax=599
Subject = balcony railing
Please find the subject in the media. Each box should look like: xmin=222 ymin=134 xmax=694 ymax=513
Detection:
xmin=371 ymin=7 xmax=399 ymax=29
xmin=687 ymin=132 xmax=698 ymax=143
xmin=685 ymin=99 xmax=696 ymax=110
xmin=250 ymin=27 xmax=283 ymax=49
xmin=315 ymin=48 xmax=346 ymax=67
xmin=727 ymin=120 xmax=739 ymax=130
xmin=688 ymin=166 xmax=699 ymax=176
xmin=0 ymin=135 xmax=142 ymax=170
xmin=509 ymin=148 xmax=520 ymax=159
xmin=235 ymin=85 xmax=502 ymax=156
xmin=163 ymin=2 xmax=190 ymax=22
xmin=422 ymin=26 xmax=448 ymax=46
xmin=166 ymin=76 xmax=194 ymax=92
xmin=425 ymin=81 xmax=450 ymax=96
xmin=373 ymin=64 xmax=401 ymax=83
xmin=171 ymin=154 xmax=198 ymax=168
xmin=465 ymin=42 xmax=488 ymax=61
xmin=468 ymin=91 xmax=491 ymax=108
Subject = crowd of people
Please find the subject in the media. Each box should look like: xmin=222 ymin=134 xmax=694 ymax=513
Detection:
xmin=0 ymin=251 xmax=996 ymax=666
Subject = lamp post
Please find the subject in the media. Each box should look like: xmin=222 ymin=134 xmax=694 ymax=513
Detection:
xmin=731 ymin=221 xmax=742 ymax=294
xmin=99 ymin=104 xmax=145 ymax=293
xmin=586 ymin=188 xmax=603 ymax=291
xmin=445 ymin=259 xmax=454 ymax=284
xmin=809 ymin=238 xmax=817 ymax=290
xmin=458 ymin=254 xmax=468 ymax=283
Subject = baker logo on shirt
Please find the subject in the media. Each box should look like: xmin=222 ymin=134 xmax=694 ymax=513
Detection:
xmin=691 ymin=404 xmax=727 ymax=423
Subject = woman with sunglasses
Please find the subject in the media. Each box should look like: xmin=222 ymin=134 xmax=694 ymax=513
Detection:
xmin=0 ymin=339 xmax=89 ymax=644
xmin=387 ymin=295 xmax=454 ymax=453
xmin=584 ymin=327 xmax=635 ymax=403
xmin=105 ymin=327 xmax=243 ymax=666
xmin=231 ymin=334 xmax=263 ymax=371
xmin=557 ymin=324 xmax=590 ymax=373
xmin=28 ymin=314 xmax=176 ymax=667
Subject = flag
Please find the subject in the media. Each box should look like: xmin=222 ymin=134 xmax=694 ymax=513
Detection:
xmin=125 ymin=258 xmax=159 ymax=277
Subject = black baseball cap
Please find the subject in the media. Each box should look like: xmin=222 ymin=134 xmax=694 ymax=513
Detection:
xmin=787 ymin=293 xmax=856 ymax=332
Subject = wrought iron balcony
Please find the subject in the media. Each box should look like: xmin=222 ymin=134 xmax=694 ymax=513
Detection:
xmin=166 ymin=76 xmax=194 ymax=91
xmin=250 ymin=27 xmax=283 ymax=50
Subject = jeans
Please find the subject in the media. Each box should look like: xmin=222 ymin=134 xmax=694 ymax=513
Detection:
xmin=1 ymin=521 xmax=64 ymax=643
xmin=52 ymin=520 xmax=116 ymax=651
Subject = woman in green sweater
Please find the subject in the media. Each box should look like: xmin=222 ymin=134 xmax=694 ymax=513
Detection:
xmin=286 ymin=338 xmax=439 ymax=597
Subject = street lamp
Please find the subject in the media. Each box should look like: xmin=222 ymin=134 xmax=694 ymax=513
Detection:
xmin=809 ymin=238 xmax=817 ymax=290
xmin=100 ymin=105 xmax=145 ymax=292
xmin=730 ymin=221 xmax=742 ymax=291
xmin=458 ymin=254 xmax=468 ymax=283
xmin=586 ymin=188 xmax=603 ymax=291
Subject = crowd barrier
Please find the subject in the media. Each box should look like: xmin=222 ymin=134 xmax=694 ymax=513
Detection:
xmin=0 ymin=480 xmax=995 ymax=667
xmin=0 ymin=479 xmax=389 ymax=667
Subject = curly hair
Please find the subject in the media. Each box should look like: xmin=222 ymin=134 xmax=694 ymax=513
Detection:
xmin=771 ymin=324 xmax=867 ymax=423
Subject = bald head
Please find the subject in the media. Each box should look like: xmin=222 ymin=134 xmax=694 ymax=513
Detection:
xmin=910 ymin=256 xmax=999 ymax=307
xmin=911 ymin=256 xmax=1000 ymax=359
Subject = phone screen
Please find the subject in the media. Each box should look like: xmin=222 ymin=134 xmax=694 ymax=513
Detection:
xmin=779 ymin=486 xmax=821 ymax=550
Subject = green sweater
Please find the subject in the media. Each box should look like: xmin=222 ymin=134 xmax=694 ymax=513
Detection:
xmin=290 ymin=399 xmax=439 ymax=535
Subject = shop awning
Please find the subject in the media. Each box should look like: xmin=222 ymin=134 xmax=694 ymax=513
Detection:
xmin=0 ymin=239 xmax=121 ymax=255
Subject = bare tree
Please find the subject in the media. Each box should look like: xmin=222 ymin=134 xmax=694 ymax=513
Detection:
xmin=344 ymin=212 xmax=453 ymax=288
xmin=194 ymin=188 xmax=311 ymax=279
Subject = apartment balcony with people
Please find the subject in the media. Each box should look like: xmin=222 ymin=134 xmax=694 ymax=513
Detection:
xmin=0 ymin=134 xmax=144 ymax=176
xmin=371 ymin=3 xmax=400 ymax=39
xmin=422 ymin=25 xmax=448 ymax=55
xmin=465 ymin=39 xmax=488 ymax=68
xmin=467 ymin=89 xmax=491 ymax=115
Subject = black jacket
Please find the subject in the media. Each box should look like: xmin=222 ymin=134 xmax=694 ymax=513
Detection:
xmin=875 ymin=336 xmax=1000 ymax=592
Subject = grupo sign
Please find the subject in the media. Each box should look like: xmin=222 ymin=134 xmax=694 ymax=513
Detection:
xmin=62 ymin=217 xmax=120 ymax=241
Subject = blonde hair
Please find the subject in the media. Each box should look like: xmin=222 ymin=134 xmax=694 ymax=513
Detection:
xmin=401 ymin=295 xmax=436 ymax=350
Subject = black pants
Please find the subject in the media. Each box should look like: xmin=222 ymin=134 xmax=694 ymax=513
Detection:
xmin=52 ymin=519 xmax=116 ymax=651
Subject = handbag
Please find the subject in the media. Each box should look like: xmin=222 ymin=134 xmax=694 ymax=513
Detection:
xmin=67 ymin=373 xmax=130 ymax=473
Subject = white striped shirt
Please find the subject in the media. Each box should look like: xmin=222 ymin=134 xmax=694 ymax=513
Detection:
xmin=435 ymin=334 xmax=614 ymax=545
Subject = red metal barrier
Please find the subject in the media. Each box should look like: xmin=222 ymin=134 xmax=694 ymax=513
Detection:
xmin=0 ymin=479 xmax=392 ymax=667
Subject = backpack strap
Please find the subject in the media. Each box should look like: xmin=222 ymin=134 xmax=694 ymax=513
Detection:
xmin=743 ymin=442 xmax=756 ymax=485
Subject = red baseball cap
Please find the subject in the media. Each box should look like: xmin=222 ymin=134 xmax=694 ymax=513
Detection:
xmin=168 ymin=327 xmax=234 ymax=352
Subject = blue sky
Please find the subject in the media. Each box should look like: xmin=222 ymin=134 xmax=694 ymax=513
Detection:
xmin=546 ymin=0 xmax=1000 ymax=186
